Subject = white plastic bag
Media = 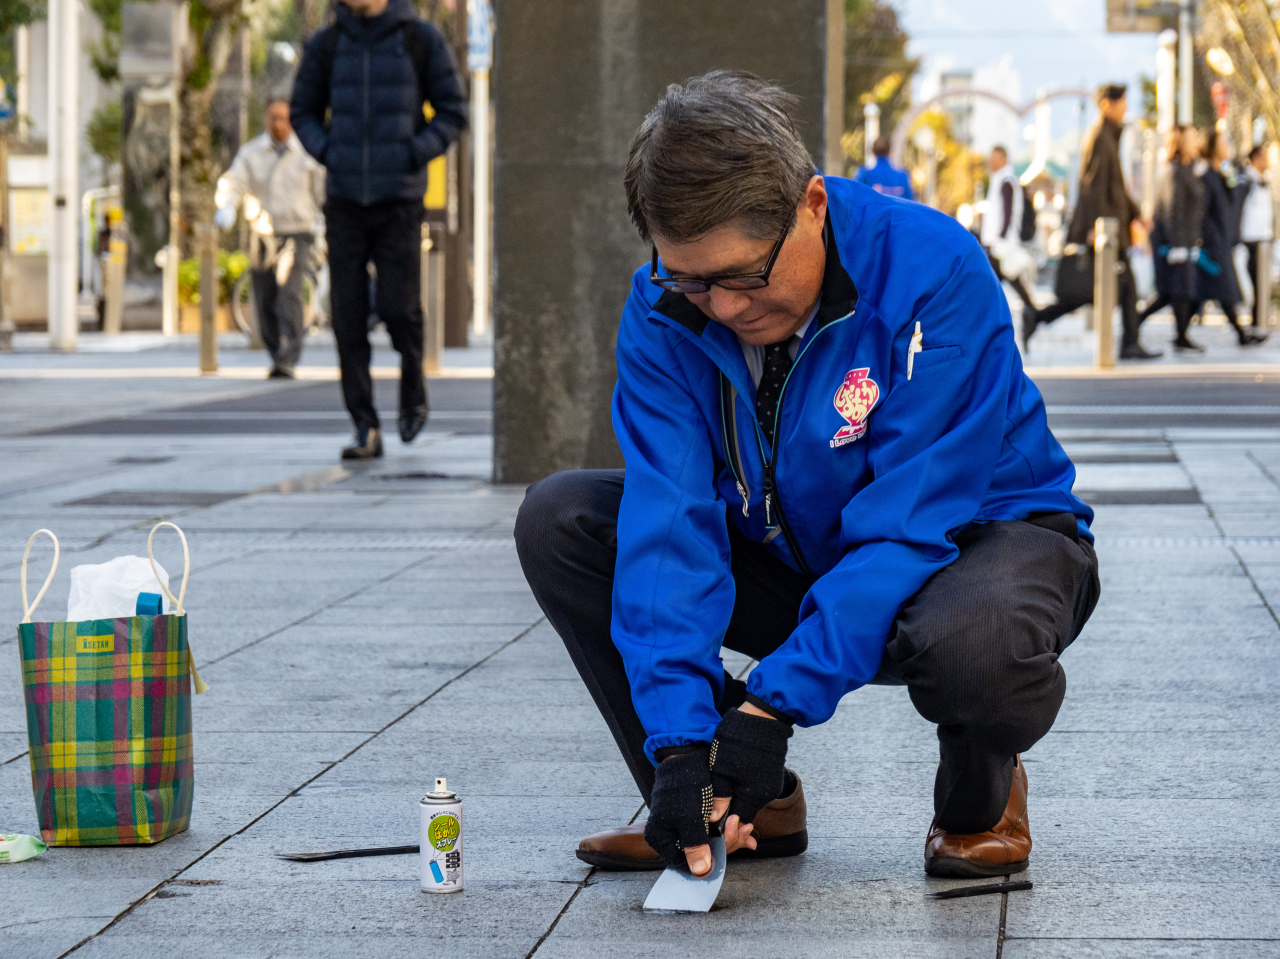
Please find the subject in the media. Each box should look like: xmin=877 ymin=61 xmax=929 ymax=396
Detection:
xmin=67 ymin=556 xmax=171 ymax=621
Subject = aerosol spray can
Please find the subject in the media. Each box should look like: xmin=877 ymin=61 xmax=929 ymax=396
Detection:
xmin=420 ymin=777 xmax=463 ymax=893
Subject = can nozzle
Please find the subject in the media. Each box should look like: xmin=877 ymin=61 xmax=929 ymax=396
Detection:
xmin=435 ymin=777 xmax=447 ymax=793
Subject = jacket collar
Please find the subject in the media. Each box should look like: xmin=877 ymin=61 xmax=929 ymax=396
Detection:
xmin=651 ymin=210 xmax=858 ymax=337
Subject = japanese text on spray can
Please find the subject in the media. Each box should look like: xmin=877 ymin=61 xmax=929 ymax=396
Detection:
xmin=421 ymin=777 xmax=463 ymax=893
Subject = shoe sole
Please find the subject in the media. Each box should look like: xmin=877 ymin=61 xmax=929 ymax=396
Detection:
xmin=924 ymin=855 xmax=1028 ymax=879
xmin=575 ymin=829 xmax=808 ymax=872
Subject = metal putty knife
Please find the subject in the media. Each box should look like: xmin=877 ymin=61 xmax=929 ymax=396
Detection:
xmin=643 ymin=829 xmax=727 ymax=914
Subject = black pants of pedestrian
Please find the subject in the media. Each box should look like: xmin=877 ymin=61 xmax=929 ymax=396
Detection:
xmin=252 ymin=233 xmax=312 ymax=372
xmin=1245 ymin=242 xmax=1265 ymax=326
xmin=1037 ymin=250 xmax=1142 ymax=349
xmin=1191 ymin=299 xmax=1254 ymax=345
xmin=514 ymin=470 xmax=1100 ymax=835
xmin=325 ymin=197 xmax=426 ymax=431
xmin=1170 ymin=298 xmax=1197 ymax=343
xmin=986 ymin=249 xmax=1035 ymax=312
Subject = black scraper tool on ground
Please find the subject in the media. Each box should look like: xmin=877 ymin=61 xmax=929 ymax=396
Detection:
xmin=278 ymin=844 xmax=419 ymax=862
xmin=928 ymin=880 xmax=1032 ymax=900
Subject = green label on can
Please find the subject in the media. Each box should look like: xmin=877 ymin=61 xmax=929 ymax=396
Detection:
xmin=429 ymin=812 xmax=460 ymax=852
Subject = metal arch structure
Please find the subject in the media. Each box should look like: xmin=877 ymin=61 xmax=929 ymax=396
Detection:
xmin=889 ymin=87 xmax=1094 ymax=166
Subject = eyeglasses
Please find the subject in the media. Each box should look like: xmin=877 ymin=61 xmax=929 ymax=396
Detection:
xmin=650 ymin=221 xmax=791 ymax=294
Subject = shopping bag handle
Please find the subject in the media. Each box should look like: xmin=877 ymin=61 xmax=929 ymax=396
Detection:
xmin=147 ymin=522 xmax=190 ymax=615
xmin=147 ymin=522 xmax=209 ymax=695
xmin=20 ymin=529 xmax=59 ymax=624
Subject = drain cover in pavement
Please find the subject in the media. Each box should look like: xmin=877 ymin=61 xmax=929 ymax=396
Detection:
xmin=64 ymin=490 xmax=244 ymax=507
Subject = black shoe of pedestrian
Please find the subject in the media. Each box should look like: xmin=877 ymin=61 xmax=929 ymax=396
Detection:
xmin=1119 ymin=344 xmax=1162 ymax=360
xmin=1020 ymin=309 xmax=1039 ymax=352
xmin=399 ymin=404 xmax=428 ymax=443
xmin=268 ymin=366 xmax=296 ymax=379
xmin=1240 ymin=332 xmax=1269 ymax=346
xmin=1172 ymin=338 xmax=1205 ymax=353
xmin=341 ymin=427 xmax=383 ymax=460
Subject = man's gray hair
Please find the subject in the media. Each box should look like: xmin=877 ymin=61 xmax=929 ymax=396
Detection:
xmin=624 ymin=70 xmax=815 ymax=244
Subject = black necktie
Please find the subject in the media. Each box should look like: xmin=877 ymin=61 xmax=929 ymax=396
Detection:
xmin=756 ymin=339 xmax=794 ymax=447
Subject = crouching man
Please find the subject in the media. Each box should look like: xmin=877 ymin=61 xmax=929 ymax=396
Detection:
xmin=515 ymin=71 xmax=1100 ymax=880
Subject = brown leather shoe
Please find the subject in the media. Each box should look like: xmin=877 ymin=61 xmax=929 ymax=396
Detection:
xmin=576 ymin=771 xmax=809 ymax=871
xmin=924 ymin=755 xmax=1031 ymax=878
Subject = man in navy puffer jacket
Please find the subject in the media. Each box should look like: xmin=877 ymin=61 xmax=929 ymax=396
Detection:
xmin=292 ymin=0 xmax=466 ymax=459
xmin=515 ymin=72 xmax=1101 ymax=884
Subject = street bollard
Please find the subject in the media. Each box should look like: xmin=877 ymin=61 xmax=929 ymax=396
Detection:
xmin=421 ymin=222 xmax=445 ymax=374
xmin=197 ymin=223 xmax=218 ymax=375
xmin=103 ymin=207 xmax=127 ymax=335
xmin=1093 ymin=217 xmax=1118 ymax=369
xmin=1258 ymin=239 xmax=1273 ymax=329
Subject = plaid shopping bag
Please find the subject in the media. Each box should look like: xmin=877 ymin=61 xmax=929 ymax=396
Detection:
xmin=16 ymin=523 xmax=209 ymax=846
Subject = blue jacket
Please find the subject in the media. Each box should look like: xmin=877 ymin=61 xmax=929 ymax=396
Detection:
xmin=854 ymin=156 xmax=915 ymax=201
xmin=291 ymin=0 xmax=467 ymax=205
xmin=611 ymin=176 xmax=1091 ymax=762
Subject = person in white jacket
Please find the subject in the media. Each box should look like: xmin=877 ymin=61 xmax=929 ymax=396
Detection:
xmin=1240 ymin=145 xmax=1273 ymax=328
xmin=215 ymin=96 xmax=326 ymax=377
xmin=979 ymin=147 xmax=1036 ymax=320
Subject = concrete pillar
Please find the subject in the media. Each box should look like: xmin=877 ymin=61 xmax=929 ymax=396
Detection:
xmin=1178 ymin=1 xmax=1193 ymax=126
xmin=863 ymin=103 xmax=879 ymax=169
xmin=493 ymin=0 xmax=836 ymax=483
xmin=1156 ymin=30 xmax=1176 ymax=136
xmin=47 ymin=0 xmax=79 ymax=352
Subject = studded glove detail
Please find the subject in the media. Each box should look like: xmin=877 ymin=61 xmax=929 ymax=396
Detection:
xmin=644 ymin=747 xmax=714 ymax=866
xmin=710 ymin=707 xmax=793 ymax=825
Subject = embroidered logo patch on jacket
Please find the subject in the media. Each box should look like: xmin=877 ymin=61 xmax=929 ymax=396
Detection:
xmin=831 ymin=368 xmax=880 ymax=448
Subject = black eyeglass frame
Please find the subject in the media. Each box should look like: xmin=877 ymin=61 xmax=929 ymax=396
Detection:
xmin=649 ymin=220 xmax=791 ymax=294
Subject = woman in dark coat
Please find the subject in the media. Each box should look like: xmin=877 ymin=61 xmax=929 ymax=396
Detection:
xmin=1195 ymin=129 xmax=1267 ymax=347
xmin=1147 ymin=125 xmax=1206 ymax=351
xmin=1140 ymin=126 xmax=1196 ymax=325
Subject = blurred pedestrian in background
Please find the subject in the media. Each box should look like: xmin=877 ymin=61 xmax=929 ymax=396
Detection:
xmin=1240 ymin=144 xmax=1273 ymax=329
xmin=855 ymin=136 xmax=915 ymax=201
xmin=1193 ymin=129 xmax=1267 ymax=348
xmin=980 ymin=145 xmax=1036 ymax=316
xmin=292 ymin=0 xmax=467 ymax=461
xmin=1024 ymin=84 xmax=1159 ymax=360
xmin=216 ymin=95 xmax=327 ymax=379
xmin=1143 ymin=125 xmax=1204 ymax=352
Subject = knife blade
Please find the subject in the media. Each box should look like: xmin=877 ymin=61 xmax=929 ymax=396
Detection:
xmin=642 ymin=827 xmax=728 ymax=914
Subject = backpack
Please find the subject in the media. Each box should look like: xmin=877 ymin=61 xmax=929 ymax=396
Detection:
xmin=312 ymin=20 xmax=435 ymax=106
xmin=1018 ymin=185 xmax=1037 ymax=243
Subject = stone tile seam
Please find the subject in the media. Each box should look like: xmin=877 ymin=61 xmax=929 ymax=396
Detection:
xmin=1190 ymin=446 xmax=1280 ymax=634
xmin=197 ymin=520 xmax=509 ymax=670
xmin=52 ymin=615 xmax=546 ymax=959
xmin=1247 ymin=450 xmax=1280 ymax=493
xmin=994 ymin=872 xmax=1011 ymax=959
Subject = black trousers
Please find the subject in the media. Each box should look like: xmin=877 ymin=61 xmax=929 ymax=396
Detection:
xmin=1245 ymin=242 xmax=1265 ymax=326
xmin=514 ymin=470 xmax=1100 ymax=834
xmin=253 ymin=233 xmax=312 ymax=371
xmin=1038 ymin=250 xmax=1142 ymax=349
xmin=325 ymin=197 xmax=426 ymax=431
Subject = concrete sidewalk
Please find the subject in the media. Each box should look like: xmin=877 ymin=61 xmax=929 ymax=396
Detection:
xmin=2 ymin=346 xmax=1280 ymax=957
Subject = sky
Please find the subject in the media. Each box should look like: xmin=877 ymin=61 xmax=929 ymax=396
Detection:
xmin=898 ymin=0 xmax=1165 ymax=148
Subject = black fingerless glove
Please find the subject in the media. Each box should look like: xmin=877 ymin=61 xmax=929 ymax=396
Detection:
xmin=710 ymin=707 xmax=793 ymax=825
xmin=643 ymin=747 xmax=714 ymax=867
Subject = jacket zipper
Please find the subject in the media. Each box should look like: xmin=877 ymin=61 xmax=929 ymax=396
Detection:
xmin=718 ymin=375 xmax=749 ymax=516
xmin=362 ymin=46 xmax=371 ymax=204
xmin=752 ymin=315 xmax=852 ymax=576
